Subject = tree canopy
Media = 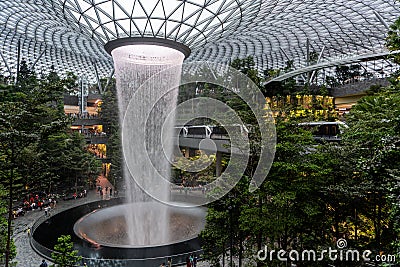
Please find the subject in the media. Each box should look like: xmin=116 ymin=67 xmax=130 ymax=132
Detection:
xmin=199 ymin=56 xmax=400 ymax=267
xmin=0 ymin=61 xmax=100 ymax=266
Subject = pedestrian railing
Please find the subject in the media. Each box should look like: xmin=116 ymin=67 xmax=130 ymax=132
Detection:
xmin=30 ymin=197 xmax=204 ymax=267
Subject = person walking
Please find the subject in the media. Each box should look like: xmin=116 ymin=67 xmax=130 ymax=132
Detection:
xmin=193 ymin=254 xmax=197 ymax=267
xmin=40 ymin=259 xmax=48 ymax=267
xmin=189 ymin=254 xmax=194 ymax=266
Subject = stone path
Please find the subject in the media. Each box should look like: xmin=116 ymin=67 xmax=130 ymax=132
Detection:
xmin=12 ymin=189 xmax=103 ymax=267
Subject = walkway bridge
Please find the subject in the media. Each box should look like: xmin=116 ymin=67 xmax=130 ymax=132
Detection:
xmin=174 ymin=123 xmax=343 ymax=154
xmin=172 ymin=124 xmax=247 ymax=155
xmin=265 ymin=50 xmax=400 ymax=84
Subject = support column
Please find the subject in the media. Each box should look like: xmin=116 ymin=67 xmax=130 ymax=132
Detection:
xmin=216 ymin=151 xmax=222 ymax=177
xmin=184 ymin=148 xmax=196 ymax=158
xmin=103 ymin=68 xmax=115 ymax=92
xmin=0 ymin=50 xmax=12 ymax=77
xmin=92 ymin=61 xmax=103 ymax=93
xmin=31 ymin=49 xmax=46 ymax=70
xmin=306 ymin=38 xmax=311 ymax=84
xmin=79 ymin=76 xmax=88 ymax=115
xmin=16 ymin=40 xmax=21 ymax=84
xmin=184 ymin=147 xmax=190 ymax=158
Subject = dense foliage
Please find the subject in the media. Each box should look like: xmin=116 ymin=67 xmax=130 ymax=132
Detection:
xmin=51 ymin=235 xmax=82 ymax=267
xmin=199 ymin=57 xmax=400 ymax=267
xmin=0 ymin=60 xmax=100 ymax=265
xmin=0 ymin=184 xmax=16 ymax=264
xmin=0 ymin=7 xmax=399 ymax=264
xmin=98 ymin=78 xmax=123 ymax=189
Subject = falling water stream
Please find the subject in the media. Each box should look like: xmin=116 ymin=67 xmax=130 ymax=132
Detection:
xmin=111 ymin=45 xmax=185 ymax=246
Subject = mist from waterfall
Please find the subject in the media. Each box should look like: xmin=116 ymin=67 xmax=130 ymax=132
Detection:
xmin=111 ymin=45 xmax=184 ymax=246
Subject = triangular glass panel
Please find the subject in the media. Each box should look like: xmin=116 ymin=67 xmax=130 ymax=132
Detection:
xmin=97 ymin=1 xmax=113 ymax=17
xmin=116 ymin=22 xmax=129 ymax=37
xmin=97 ymin=9 xmax=111 ymax=24
xmin=115 ymin=1 xmax=134 ymax=16
xmin=207 ymin=0 xmax=226 ymax=13
xmin=87 ymin=16 xmax=100 ymax=29
xmin=113 ymin=2 xmax=128 ymax=20
xmin=63 ymin=0 xmax=75 ymax=11
xmin=69 ymin=9 xmax=81 ymax=22
xmin=176 ymin=24 xmax=192 ymax=39
xmin=141 ymin=0 xmax=159 ymax=14
xmin=117 ymin=19 xmax=131 ymax=34
xmin=103 ymin=22 xmax=117 ymax=36
xmin=182 ymin=2 xmax=199 ymax=19
xmin=131 ymin=21 xmax=141 ymax=35
xmin=150 ymin=1 xmax=165 ymax=18
xmin=182 ymin=10 xmax=200 ymax=27
xmin=148 ymin=18 xmax=165 ymax=35
xmin=168 ymin=3 xmax=184 ymax=21
xmin=161 ymin=0 xmax=181 ymax=17
xmin=84 ymin=8 xmax=98 ymax=22
xmin=77 ymin=0 xmax=92 ymax=12
xmin=197 ymin=10 xmax=214 ymax=26
xmin=133 ymin=18 xmax=147 ymax=34
xmin=165 ymin=21 xmax=180 ymax=39
xmin=132 ymin=3 xmax=148 ymax=19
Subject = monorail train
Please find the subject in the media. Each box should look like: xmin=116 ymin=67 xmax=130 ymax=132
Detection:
xmin=174 ymin=124 xmax=248 ymax=140
xmin=174 ymin=121 xmax=347 ymax=142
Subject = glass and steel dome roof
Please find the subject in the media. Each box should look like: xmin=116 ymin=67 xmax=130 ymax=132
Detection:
xmin=59 ymin=0 xmax=260 ymax=50
xmin=0 ymin=0 xmax=399 ymax=83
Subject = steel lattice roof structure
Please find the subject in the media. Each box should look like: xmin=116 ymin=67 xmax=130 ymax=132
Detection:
xmin=0 ymin=0 xmax=399 ymax=87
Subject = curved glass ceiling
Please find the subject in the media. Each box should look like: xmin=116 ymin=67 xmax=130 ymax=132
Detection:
xmin=59 ymin=0 xmax=260 ymax=50
xmin=0 ymin=0 xmax=399 ymax=83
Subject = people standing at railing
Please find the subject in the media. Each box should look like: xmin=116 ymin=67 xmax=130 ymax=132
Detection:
xmin=186 ymin=256 xmax=191 ymax=267
xmin=44 ymin=206 xmax=49 ymax=217
xmin=189 ymin=254 xmax=194 ymax=266
xmin=192 ymin=254 xmax=197 ymax=267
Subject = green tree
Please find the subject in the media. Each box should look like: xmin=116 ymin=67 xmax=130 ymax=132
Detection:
xmin=342 ymin=89 xmax=400 ymax=252
xmin=51 ymin=235 xmax=82 ymax=267
xmin=334 ymin=64 xmax=362 ymax=84
xmin=0 ymin=61 xmax=99 ymax=266
xmin=231 ymin=56 xmax=263 ymax=87
xmin=249 ymin=118 xmax=332 ymax=266
xmin=200 ymin=207 xmax=230 ymax=265
xmin=37 ymin=132 xmax=100 ymax=192
xmin=0 ymin=84 xmax=39 ymax=267
xmin=387 ymin=12 xmax=400 ymax=64
xmin=98 ymin=78 xmax=123 ymax=188
xmin=0 ymin=183 xmax=16 ymax=265
xmin=199 ymin=57 xmax=332 ymax=266
xmin=263 ymin=61 xmax=297 ymax=97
